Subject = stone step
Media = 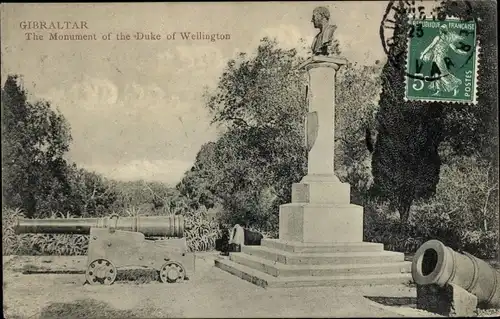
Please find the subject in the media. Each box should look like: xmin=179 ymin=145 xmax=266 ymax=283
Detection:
xmin=214 ymin=257 xmax=413 ymax=288
xmin=241 ymin=245 xmax=405 ymax=265
xmin=261 ymin=239 xmax=384 ymax=253
xmin=230 ymin=252 xmax=411 ymax=277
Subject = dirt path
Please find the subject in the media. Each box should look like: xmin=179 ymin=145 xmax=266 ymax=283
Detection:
xmin=3 ymin=254 xmax=438 ymax=318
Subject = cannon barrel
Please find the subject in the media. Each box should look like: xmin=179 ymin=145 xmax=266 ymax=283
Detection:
xmin=412 ymin=239 xmax=500 ymax=308
xmin=15 ymin=215 xmax=185 ymax=238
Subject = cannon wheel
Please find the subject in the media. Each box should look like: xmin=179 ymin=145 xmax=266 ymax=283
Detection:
xmin=86 ymin=258 xmax=117 ymax=285
xmin=159 ymin=261 xmax=185 ymax=283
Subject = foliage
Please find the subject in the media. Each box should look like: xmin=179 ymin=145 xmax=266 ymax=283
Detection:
xmin=335 ymin=62 xmax=383 ymax=204
xmin=2 ymin=206 xmax=220 ymax=255
xmin=176 ymin=142 xmax=223 ymax=210
xmin=64 ymin=165 xmax=119 ymax=217
xmin=177 ymin=38 xmax=308 ymax=232
xmin=2 ymin=208 xmax=25 ymax=255
xmin=111 ymin=179 xmax=191 ymax=216
xmin=2 ymin=75 xmax=73 ymax=217
xmin=2 ymin=208 xmax=88 ymax=256
xmin=365 ymin=155 xmax=499 ymax=259
xmin=205 ymin=37 xmax=307 ymax=130
xmin=438 ymin=0 xmax=498 ymax=161
xmin=366 ymin=0 xmax=498 ymax=257
xmin=182 ymin=206 xmax=222 ymax=252
xmin=1 ymin=75 xmax=119 ymax=218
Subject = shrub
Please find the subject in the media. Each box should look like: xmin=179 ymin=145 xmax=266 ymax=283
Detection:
xmin=365 ymin=156 xmax=499 ymax=260
xmin=182 ymin=206 xmax=222 ymax=252
xmin=364 ymin=202 xmax=428 ymax=254
xmin=3 ymin=207 xmax=89 ymax=256
xmin=364 ymin=194 xmax=498 ymax=259
xmin=3 ymin=205 xmax=223 ymax=256
xmin=2 ymin=207 xmax=24 ymax=255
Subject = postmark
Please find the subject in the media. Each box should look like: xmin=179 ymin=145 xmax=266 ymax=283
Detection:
xmin=379 ymin=0 xmax=479 ymax=104
xmin=405 ymin=18 xmax=478 ymax=104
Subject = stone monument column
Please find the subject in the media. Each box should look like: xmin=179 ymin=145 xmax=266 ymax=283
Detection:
xmin=302 ymin=56 xmax=345 ymax=179
xmin=278 ymin=55 xmax=364 ymax=244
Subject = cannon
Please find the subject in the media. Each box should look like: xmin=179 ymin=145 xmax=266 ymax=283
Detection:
xmin=15 ymin=214 xmax=195 ymax=285
xmin=412 ymin=239 xmax=500 ymax=309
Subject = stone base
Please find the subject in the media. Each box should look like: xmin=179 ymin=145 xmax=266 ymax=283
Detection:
xmin=279 ymin=203 xmax=363 ymax=243
xmin=293 ymin=174 xmax=351 ymax=204
xmin=214 ymin=172 xmax=409 ymax=288
xmin=417 ymin=283 xmax=478 ymax=317
xmin=214 ymin=239 xmax=412 ymax=288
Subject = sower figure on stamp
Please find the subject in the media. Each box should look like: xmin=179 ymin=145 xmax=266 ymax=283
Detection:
xmin=311 ymin=6 xmax=339 ymax=56
xmin=419 ymin=24 xmax=469 ymax=97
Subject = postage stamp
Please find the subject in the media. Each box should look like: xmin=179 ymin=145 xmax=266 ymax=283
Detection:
xmin=405 ymin=18 xmax=478 ymax=104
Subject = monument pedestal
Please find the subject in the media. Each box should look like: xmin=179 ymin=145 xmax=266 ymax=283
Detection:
xmin=281 ymin=173 xmax=362 ymax=243
xmin=215 ymin=56 xmax=412 ymax=288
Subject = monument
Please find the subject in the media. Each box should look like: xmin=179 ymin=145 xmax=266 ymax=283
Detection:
xmin=310 ymin=6 xmax=338 ymax=56
xmin=215 ymin=7 xmax=412 ymax=288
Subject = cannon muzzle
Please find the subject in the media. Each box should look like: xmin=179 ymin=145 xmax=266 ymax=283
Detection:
xmin=412 ymin=239 xmax=500 ymax=308
xmin=15 ymin=215 xmax=185 ymax=238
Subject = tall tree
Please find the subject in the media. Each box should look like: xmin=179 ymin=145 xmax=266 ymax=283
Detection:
xmin=371 ymin=2 xmax=444 ymax=227
xmin=1 ymin=75 xmax=73 ymax=217
xmin=439 ymin=0 xmax=498 ymax=262
xmin=438 ymin=0 xmax=498 ymax=162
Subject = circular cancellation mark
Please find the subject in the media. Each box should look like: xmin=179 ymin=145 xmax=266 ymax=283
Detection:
xmin=379 ymin=0 xmax=478 ymax=83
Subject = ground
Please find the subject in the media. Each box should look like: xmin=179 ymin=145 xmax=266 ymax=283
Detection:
xmin=2 ymin=254 xmax=499 ymax=318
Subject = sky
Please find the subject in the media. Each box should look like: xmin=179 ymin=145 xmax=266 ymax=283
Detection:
xmin=1 ymin=2 xmax=418 ymax=185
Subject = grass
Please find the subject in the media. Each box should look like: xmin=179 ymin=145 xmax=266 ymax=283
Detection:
xmin=38 ymin=299 xmax=175 ymax=318
xmin=116 ymin=268 xmax=159 ymax=284
xmin=15 ymin=262 xmax=162 ymax=284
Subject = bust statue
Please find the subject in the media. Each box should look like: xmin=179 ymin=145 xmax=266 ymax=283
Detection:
xmin=310 ymin=6 xmax=337 ymax=56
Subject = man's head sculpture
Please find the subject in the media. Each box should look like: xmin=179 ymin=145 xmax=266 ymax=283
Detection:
xmin=310 ymin=6 xmax=337 ymax=56
xmin=311 ymin=6 xmax=330 ymax=29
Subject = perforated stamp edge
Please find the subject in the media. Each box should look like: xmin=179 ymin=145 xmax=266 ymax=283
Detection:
xmin=403 ymin=16 xmax=479 ymax=105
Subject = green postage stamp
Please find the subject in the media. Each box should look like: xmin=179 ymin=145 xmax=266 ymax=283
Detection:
xmin=405 ymin=18 xmax=478 ymax=104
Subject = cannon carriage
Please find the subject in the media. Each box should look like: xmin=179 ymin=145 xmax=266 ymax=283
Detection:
xmin=15 ymin=214 xmax=195 ymax=285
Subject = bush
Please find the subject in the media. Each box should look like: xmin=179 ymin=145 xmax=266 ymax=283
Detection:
xmin=365 ymin=205 xmax=498 ymax=259
xmin=3 ymin=208 xmax=88 ymax=256
xmin=364 ymin=157 xmax=499 ymax=260
xmin=3 ymin=206 xmax=223 ymax=256
xmin=3 ymin=207 xmax=24 ymax=255
xmin=182 ymin=206 xmax=222 ymax=252
xmin=364 ymin=202 xmax=428 ymax=254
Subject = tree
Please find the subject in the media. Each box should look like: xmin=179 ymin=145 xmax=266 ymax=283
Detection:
xmin=371 ymin=2 xmax=444 ymax=227
xmin=1 ymin=74 xmax=120 ymax=218
xmin=177 ymin=142 xmax=223 ymax=210
xmin=438 ymin=2 xmax=499 ymax=260
xmin=438 ymin=0 xmax=498 ymax=162
xmin=66 ymin=165 xmax=118 ymax=217
xmin=335 ymin=62 xmax=384 ymax=204
xmin=175 ymin=38 xmax=309 ymax=230
xmin=1 ymin=75 xmax=73 ymax=217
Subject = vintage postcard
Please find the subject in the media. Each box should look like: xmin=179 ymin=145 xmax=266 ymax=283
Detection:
xmin=2 ymin=1 xmax=499 ymax=318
